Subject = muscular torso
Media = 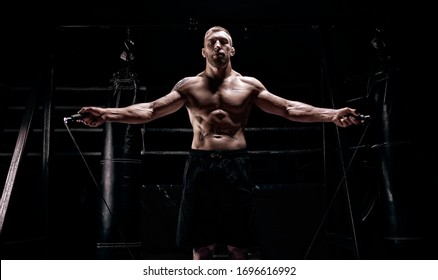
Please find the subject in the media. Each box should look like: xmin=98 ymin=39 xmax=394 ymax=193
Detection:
xmin=178 ymin=71 xmax=260 ymax=150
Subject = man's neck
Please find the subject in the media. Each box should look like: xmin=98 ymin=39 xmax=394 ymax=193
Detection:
xmin=205 ymin=63 xmax=233 ymax=80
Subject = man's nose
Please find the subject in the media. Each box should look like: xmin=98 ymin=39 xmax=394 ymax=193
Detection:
xmin=214 ymin=40 xmax=221 ymax=49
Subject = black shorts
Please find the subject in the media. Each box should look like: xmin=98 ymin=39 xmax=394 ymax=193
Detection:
xmin=176 ymin=149 xmax=256 ymax=249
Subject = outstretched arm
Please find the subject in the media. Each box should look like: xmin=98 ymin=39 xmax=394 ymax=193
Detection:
xmin=78 ymin=90 xmax=185 ymax=127
xmin=254 ymin=89 xmax=362 ymax=127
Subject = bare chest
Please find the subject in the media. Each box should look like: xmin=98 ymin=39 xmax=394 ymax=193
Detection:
xmin=188 ymin=85 xmax=253 ymax=112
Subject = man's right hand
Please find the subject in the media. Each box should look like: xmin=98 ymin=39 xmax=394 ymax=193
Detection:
xmin=78 ymin=107 xmax=106 ymax=127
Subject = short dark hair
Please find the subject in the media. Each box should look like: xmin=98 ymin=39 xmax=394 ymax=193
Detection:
xmin=204 ymin=26 xmax=233 ymax=46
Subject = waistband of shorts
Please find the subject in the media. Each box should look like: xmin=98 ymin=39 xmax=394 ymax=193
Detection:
xmin=189 ymin=148 xmax=249 ymax=158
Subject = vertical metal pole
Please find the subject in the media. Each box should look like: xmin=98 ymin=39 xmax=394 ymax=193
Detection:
xmin=41 ymin=54 xmax=55 ymax=257
xmin=318 ymin=24 xmax=360 ymax=259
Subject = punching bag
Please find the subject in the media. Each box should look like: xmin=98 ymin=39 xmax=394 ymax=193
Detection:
xmin=96 ymin=30 xmax=143 ymax=259
xmin=368 ymin=30 xmax=420 ymax=259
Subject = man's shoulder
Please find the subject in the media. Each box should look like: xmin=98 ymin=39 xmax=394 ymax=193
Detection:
xmin=180 ymin=73 xmax=205 ymax=84
xmin=178 ymin=74 xmax=203 ymax=83
xmin=236 ymin=75 xmax=262 ymax=87
xmin=173 ymin=75 xmax=204 ymax=92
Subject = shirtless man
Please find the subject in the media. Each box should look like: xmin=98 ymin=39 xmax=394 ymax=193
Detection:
xmin=78 ymin=26 xmax=362 ymax=260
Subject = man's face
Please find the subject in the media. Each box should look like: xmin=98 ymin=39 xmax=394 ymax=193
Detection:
xmin=202 ymin=31 xmax=235 ymax=67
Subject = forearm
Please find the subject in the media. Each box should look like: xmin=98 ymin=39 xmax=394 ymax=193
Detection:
xmin=286 ymin=101 xmax=336 ymax=122
xmin=78 ymin=103 xmax=153 ymax=126
xmin=286 ymin=101 xmax=360 ymax=127
xmin=102 ymin=104 xmax=153 ymax=124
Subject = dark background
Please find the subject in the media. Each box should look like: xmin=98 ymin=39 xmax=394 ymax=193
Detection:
xmin=1 ymin=0 xmax=436 ymax=260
